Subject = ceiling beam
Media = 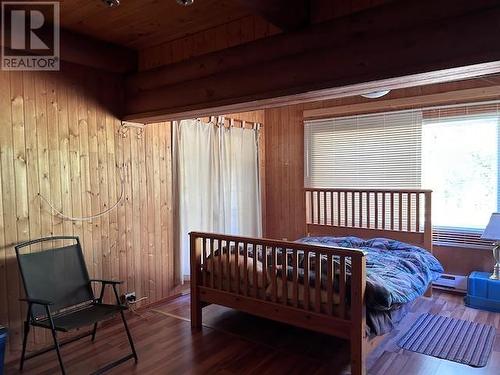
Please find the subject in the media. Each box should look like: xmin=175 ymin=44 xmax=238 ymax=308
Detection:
xmin=236 ymin=0 xmax=309 ymax=31
xmin=1 ymin=27 xmax=137 ymax=73
xmin=59 ymin=29 xmax=137 ymax=73
xmin=123 ymin=0 xmax=500 ymax=122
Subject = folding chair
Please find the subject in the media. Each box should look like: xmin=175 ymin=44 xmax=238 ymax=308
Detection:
xmin=15 ymin=236 xmax=138 ymax=374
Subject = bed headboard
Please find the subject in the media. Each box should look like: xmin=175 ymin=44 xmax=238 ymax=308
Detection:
xmin=305 ymin=188 xmax=432 ymax=252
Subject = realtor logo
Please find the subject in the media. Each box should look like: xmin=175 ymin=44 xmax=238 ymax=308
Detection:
xmin=1 ymin=1 xmax=60 ymax=70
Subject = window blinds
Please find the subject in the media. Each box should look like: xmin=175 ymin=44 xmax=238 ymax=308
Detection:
xmin=304 ymin=111 xmax=422 ymax=189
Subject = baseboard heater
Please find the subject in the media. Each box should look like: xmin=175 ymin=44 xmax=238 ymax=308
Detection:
xmin=433 ymin=273 xmax=468 ymax=293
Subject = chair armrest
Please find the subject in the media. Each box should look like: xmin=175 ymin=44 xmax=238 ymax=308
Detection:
xmin=19 ymin=298 xmax=53 ymax=306
xmin=90 ymin=279 xmax=123 ymax=285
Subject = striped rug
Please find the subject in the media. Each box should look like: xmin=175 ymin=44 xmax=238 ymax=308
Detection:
xmin=397 ymin=313 xmax=496 ymax=367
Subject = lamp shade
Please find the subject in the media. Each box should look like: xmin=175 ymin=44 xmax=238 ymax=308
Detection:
xmin=481 ymin=213 xmax=500 ymax=241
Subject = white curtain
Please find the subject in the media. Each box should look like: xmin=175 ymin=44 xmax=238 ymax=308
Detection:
xmin=173 ymin=119 xmax=262 ymax=278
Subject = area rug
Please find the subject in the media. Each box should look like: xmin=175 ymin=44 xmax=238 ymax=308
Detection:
xmin=397 ymin=313 xmax=496 ymax=367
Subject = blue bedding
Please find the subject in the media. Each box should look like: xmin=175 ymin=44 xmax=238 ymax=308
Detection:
xmin=296 ymin=236 xmax=443 ymax=311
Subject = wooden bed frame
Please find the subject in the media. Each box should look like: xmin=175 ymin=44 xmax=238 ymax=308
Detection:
xmin=190 ymin=188 xmax=432 ymax=375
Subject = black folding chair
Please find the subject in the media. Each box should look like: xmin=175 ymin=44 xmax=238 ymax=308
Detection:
xmin=15 ymin=236 xmax=137 ymax=374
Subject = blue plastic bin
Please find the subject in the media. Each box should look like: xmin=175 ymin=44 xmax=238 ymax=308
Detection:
xmin=0 ymin=325 xmax=6 ymax=375
xmin=465 ymin=271 xmax=500 ymax=313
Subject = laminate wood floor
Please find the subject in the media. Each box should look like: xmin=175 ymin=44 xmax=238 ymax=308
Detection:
xmin=5 ymin=291 xmax=499 ymax=374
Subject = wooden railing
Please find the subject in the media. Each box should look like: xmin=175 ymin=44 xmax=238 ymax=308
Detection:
xmin=305 ymin=188 xmax=432 ymax=251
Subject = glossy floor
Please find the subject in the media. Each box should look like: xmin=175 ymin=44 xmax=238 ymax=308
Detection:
xmin=5 ymin=291 xmax=500 ymax=374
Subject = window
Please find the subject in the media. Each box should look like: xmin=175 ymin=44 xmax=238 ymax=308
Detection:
xmin=304 ymin=102 xmax=500 ymax=248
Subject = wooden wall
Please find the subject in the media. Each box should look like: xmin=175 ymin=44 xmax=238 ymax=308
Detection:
xmin=263 ymin=76 xmax=500 ymax=274
xmin=0 ymin=65 xmax=175 ymax=358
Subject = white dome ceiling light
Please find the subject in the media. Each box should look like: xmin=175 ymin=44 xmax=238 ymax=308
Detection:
xmin=361 ymin=90 xmax=391 ymax=99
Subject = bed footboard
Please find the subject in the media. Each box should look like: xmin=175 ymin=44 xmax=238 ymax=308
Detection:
xmin=190 ymin=232 xmax=367 ymax=375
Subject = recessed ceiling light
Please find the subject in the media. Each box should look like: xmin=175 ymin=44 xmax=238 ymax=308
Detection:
xmin=102 ymin=0 xmax=120 ymax=7
xmin=176 ymin=0 xmax=194 ymax=6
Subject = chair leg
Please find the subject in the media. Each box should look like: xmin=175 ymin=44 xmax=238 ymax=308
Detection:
xmin=91 ymin=322 xmax=98 ymax=342
xmin=111 ymin=284 xmax=138 ymax=363
xmin=119 ymin=310 xmax=138 ymax=362
xmin=19 ymin=320 xmax=30 ymax=371
xmin=49 ymin=327 xmax=66 ymax=375
xmin=45 ymin=306 xmax=66 ymax=375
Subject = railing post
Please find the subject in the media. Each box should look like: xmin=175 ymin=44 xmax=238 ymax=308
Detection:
xmin=190 ymin=233 xmax=202 ymax=330
xmin=423 ymin=191 xmax=433 ymax=253
xmin=424 ymin=191 xmax=433 ymax=297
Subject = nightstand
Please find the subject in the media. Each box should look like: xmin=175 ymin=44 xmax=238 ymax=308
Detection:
xmin=464 ymin=271 xmax=500 ymax=312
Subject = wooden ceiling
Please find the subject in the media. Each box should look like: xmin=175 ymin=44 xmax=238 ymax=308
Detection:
xmin=59 ymin=0 xmax=256 ymax=49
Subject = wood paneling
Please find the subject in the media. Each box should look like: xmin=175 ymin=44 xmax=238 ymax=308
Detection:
xmin=310 ymin=0 xmax=394 ymax=23
xmin=235 ymin=0 xmax=309 ymax=31
xmin=138 ymin=15 xmax=280 ymax=71
xmin=263 ymin=77 xmax=500 ymax=274
xmin=59 ymin=0 xmax=254 ymax=49
xmin=126 ymin=1 xmax=500 ymax=122
xmin=264 ymin=105 xmax=305 ymax=241
xmin=0 ymin=65 xmax=175 ymax=359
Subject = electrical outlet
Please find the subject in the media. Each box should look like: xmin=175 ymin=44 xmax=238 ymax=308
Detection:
xmin=123 ymin=292 xmax=136 ymax=303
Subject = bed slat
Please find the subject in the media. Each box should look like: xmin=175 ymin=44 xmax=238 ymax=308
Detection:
xmin=339 ymin=256 xmax=346 ymax=319
xmin=314 ymin=251 xmax=321 ymax=313
xmin=326 ymin=253 xmax=333 ymax=316
xmin=303 ymin=250 xmax=310 ymax=311
xmin=243 ymin=242 xmax=248 ymax=296
xmin=292 ymin=250 xmax=298 ymax=307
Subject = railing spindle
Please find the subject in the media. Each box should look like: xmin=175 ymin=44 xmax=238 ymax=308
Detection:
xmin=360 ymin=192 xmax=364 ymax=228
xmin=272 ymin=247 xmax=277 ymax=302
xmin=210 ymin=238 xmax=215 ymax=288
xmin=329 ymin=191 xmax=333 ymax=226
xmin=202 ymin=238 xmax=207 ymax=286
xmin=416 ymin=193 xmax=421 ymax=232
xmin=304 ymin=250 xmax=310 ymax=311
xmin=390 ymin=193 xmax=394 ymax=230
xmin=315 ymin=251 xmax=321 ymax=313
xmin=253 ymin=243 xmax=258 ymax=298
xmin=337 ymin=191 xmax=342 ymax=227
xmin=339 ymin=256 xmax=346 ymax=319
xmin=262 ymin=246 xmax=267 ymax=300
xmin=367 ymin=192 xmax=371 ymax=228
xmin=226 ymin=240 xmax=231 ymax=292
xmin=217 ymin=239 xmax=222 ymax=290
xmin=398 ymin=193 xmax=403 ymax=231
xmin=292 ymin=249 xmax=298 ymax=307
xmin=351 ymin=192 xmax=356 ymax=227
xmin=282 ymin=248 xmax=288 ymax=305
xmin=323 ymin=192 xmax=327 ymax=225
xmin=235 ymin=241 xmax=240 ymax=294
xmin=344 ymin=191 xmax=349 ymax=227
xmin=243 ymin=242 xmax=248 ymax=296
xmin=407 ymin=193 xmax=411 ymax=232
xmin=326 ymin=253 xmax=333 ymax=315
xmin=316 ymin=191 xmax=321 ymax=224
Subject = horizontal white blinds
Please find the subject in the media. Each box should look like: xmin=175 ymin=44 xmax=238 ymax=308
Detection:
xmin=304 ymin=111 xmax=422 ymax=189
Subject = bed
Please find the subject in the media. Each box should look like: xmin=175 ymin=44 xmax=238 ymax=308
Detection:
xmin=190 ymin=188 xmax=441 ymax=375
